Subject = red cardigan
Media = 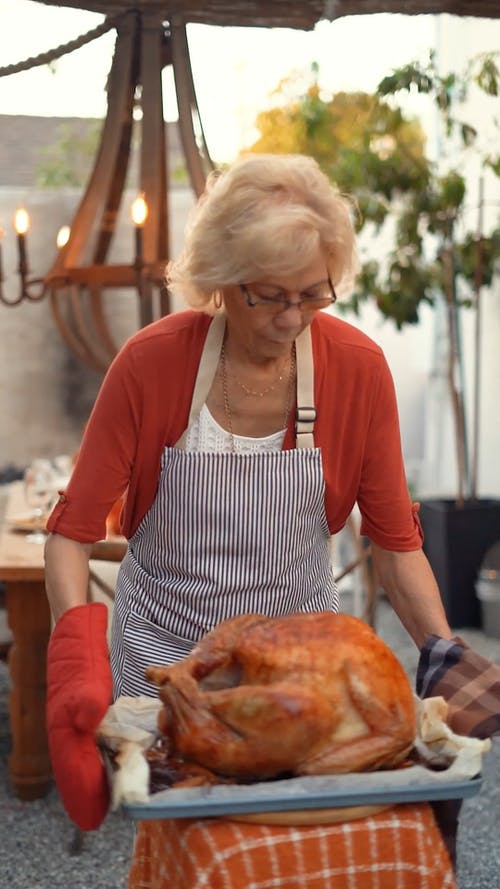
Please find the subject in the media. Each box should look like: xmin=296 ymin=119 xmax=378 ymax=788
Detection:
xmin=47 ymin=309 xmax=422 ymax=551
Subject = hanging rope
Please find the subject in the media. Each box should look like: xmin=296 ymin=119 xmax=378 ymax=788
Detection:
xmin=0 ymin=14 xmax=124 ymax=79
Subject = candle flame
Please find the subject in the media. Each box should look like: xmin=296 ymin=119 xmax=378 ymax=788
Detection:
xmin=56 ymin=225 xmax=71 ymax=248
xmin=15 ymin=208 xmax=30 ymax=235
xmin=131 ymin=194 xmax=148 ymax=227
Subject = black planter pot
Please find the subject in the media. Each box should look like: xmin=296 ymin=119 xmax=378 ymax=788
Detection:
xmin=419 ymin=498 xmax=500 ymax=629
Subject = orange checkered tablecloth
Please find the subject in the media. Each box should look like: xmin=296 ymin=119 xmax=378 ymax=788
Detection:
xmin=128 ymin=802 xmax=456 ymax=889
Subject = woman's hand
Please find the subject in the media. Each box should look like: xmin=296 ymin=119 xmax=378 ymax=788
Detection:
xmin=416 ymin=634 xmax=500 ymax=739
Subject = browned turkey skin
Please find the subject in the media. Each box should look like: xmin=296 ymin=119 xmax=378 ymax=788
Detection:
xmin=146 ymin=612 xmax=416 ymax=781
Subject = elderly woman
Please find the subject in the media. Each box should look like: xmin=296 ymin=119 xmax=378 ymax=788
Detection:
xmin=44 ymin=153 xmax=455 ymax=887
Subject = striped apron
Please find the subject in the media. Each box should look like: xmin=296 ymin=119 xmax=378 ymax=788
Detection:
xmin=110 ymin=315 xmax=339 ymax=698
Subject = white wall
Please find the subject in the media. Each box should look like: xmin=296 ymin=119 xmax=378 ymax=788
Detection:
xmin=346 ymin=14 xmax=500 ymax=501
xmin=347 ymin=278 xmax=500 ymax=501
xmin=419 ymin=15 xmax=500 ymax=499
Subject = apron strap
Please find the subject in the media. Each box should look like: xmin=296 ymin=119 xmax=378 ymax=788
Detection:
xmin=175 ymin=312 xmax=317 ymax=449
xmin=175 ymin=313 xmax=226 ymax=449
xmin=295 ymin=324 xmax=316 ymax=449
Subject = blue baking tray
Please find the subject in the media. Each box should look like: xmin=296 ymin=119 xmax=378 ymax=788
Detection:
xmin=122 ymin=766 xmax=482 ymax=821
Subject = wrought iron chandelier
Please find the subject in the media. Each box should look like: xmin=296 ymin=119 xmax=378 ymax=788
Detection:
xmin=0 ymin=10 xmax=213 ymax=371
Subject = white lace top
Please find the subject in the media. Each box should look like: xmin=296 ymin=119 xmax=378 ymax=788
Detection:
xmin=185 ymin=403 xmax=286 ymax=454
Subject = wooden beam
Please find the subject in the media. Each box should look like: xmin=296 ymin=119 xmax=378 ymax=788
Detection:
xmin=171 ymin=17 xmax=213 ymax=197
xmin=34 ymin=1 xmax=500 ymax=25
xmin=47 ymin=12 xmax=137 ymax=277
xmin=140 ymin=13 xmax=169 ymax=266
xmin=50 ymin=287 xmax=110 ymax=372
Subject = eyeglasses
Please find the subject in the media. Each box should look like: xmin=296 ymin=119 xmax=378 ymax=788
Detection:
xmin=240 ymin=277 xmax=337 ymax=313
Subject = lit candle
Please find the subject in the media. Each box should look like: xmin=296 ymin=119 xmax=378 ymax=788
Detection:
xmin=14 ymin=207 xmax=30 ymax=277
xmin=56 ymin=225 xmax=71 ymax=249
xmin=131 ymin=194 xmax=148 ymax=266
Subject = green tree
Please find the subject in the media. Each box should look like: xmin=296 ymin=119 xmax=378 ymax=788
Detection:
xmin=36 ymin=121 xmax=102 ymax=188
xmin=371 ymin=51 xmax=500 ymax=504
xmin=247 ymin=54 xmax=500 ymax=503
xmin=251 ymin=67 xmax=428 ymax=230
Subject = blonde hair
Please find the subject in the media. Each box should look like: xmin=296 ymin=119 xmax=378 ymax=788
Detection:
xmin=167 ymin=153 xmax=359 ymax=311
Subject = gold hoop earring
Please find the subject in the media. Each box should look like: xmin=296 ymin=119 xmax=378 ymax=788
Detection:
xmin=213 ymin=290 xmax=222 ymax=310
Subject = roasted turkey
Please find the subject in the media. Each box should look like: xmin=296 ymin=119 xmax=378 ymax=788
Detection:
xmin=146 ymin=612 xmax=416 ymax=780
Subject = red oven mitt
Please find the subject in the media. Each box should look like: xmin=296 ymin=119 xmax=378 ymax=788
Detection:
xmin=46 ymin=602 xmax=112 ymax=830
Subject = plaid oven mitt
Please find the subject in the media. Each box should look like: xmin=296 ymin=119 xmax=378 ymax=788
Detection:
xmin=416 ymin=634 xmax=500 ymax=739
xmin=416 ymin=634 xmax=500 ymax=869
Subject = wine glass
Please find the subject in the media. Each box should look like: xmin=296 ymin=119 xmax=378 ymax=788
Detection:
xmin=23 ymin=459 xmax=56 ymax=544
xmin=51 ymin=454 xmax=73 ymax=490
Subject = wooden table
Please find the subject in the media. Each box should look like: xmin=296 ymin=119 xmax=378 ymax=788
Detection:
xmin=0 ymin=481 xmax=127 ymax=801
xmin=0 ymin=481 xmax=52 ymax=800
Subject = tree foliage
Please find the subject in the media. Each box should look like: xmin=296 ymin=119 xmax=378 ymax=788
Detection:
xmin=251 ymin=73 xmax=428 ymax=232
xmin=36 ymin=121 xmax=102 ymax=188
xmin=247 ymin=53 xmax=500 ymax=502
xmin=247 ymin=53 xmax=500 ymax=325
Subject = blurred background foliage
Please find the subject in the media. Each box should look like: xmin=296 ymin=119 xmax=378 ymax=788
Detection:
xmin=248 ymin=52 xmax=500 ymax=328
